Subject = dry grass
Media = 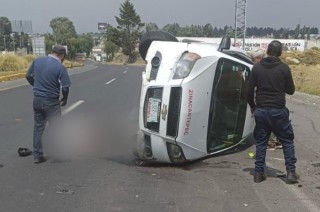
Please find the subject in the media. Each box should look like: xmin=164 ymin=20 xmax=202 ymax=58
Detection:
xmin=63 ymin=60 xmax=84 ymax=68
xmin=282 ymin=49 xmax=320 ymax=65
xmin=0 ymin=55 xmax=83 ymax=82
xmin=281 ymin=49 xmax=320 ymax=96
xmin=0 ymin=54 xmax=29 ymax=72
xmin=110 ymin=52 xmax=146 ymax=66
xmin=291 ymin=64 xmax=320 ymax=96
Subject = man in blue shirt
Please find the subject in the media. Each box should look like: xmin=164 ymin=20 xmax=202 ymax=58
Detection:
xmin=26 ymin=45 xmax=71 ymax=164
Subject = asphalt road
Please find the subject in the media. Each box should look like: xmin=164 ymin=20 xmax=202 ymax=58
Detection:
xmin=0 ymin=63 xmax=320 ymax=212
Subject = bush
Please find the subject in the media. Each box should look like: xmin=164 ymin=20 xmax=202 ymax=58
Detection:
xmin=291 ymin=64 xmax=320 ymax=96
xmin=0 ymin=54 xmax=29 ymax=72
xmin=22 ymin=54 xmax=37 ymax=63
xmin=282 ymin=49 xmax=320 ymax=65
xmin=63 ymin=60 xmax=83 ymax=68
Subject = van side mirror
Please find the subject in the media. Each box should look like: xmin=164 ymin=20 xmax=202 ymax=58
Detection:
xmin=218 ymin=36 xmax=231 ymax=52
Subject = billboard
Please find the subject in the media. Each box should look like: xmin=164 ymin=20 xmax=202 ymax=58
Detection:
xmin=177 ymin=37 xmax=306 ymax=51
xmin=11 ymin=20 xmax=32 ymax=34
xmin=98 ymin=23 xmax=108 ymax=32
xmin=234 ymin=39 xmax=306 ymax=52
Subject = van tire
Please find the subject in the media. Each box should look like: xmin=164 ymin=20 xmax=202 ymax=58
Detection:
xmin=139 ymin=30 xmax=178 ymax=60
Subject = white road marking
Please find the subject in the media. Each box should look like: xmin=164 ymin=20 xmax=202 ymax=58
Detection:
xmin=105 ymin=78 xmax=116 ymax=85
xmin=62 ymin=100 xmax=85 ymax=116
xmin=46 ymin=100 xmax=84 ymax=126
xmin=123 ymin=71 xmax=127 ymax=74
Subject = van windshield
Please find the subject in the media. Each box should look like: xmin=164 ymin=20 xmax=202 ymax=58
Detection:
xmin=207 ymin=58 xmax=250 ymax=153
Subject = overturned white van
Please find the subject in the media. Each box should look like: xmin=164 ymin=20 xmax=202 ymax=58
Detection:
xmin=136 ymin=31 xmax=255 ymax=164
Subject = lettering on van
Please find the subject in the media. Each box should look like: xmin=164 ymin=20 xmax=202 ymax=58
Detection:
xmin=184 ymin=89 xmax=193 ymax=136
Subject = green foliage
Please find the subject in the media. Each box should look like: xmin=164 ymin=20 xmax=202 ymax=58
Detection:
xmin=44 ymin=34 xmax=56 ymax=55
xmin=115 ymin=0 xmax=144 ymax=63
xmin=45 ymin=33 xmax=93 ymax=59
xmin=50 ymin=17 xmax=77 ymax=45
xmin=145 ymin=23 xmax=159 ymax=32
xmin=66 ymin=37 xmax=80 ymax=59
xmin=294 ymin=24 xmax=300 ymax=39
xmin=106 ymin=26 xmax=123 ymax=47
xmin=104 ymin=41 xmax=119 ymax=61
xmin=163 ymin=23 xmax=181 ymax=36
xmin=77 ymin=35 xmax=94 ymax=57
xmin=0 ymin=17 xmax=12 ymax=35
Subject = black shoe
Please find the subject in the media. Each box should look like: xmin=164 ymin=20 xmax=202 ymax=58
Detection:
xmin=287 ymin=171 xmax=299 ymax=184
xmin=34 ymin=156 xmax=47 ymax=164
xmin=254 ymin=172 xmax=266 ymax=183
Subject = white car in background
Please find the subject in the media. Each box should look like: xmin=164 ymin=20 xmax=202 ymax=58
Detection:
xmin=136 ymin=31 xmax=255 ymax=164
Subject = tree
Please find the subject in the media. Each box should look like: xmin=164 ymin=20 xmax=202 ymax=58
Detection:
xmin=77 ymin=34 xmax=94 ymax=57
xmin=294 ymin=24 xmax=300 ymax=39
xmin=203 ymin=23 xmax=214 ymax=37
xmin=66 ymin=37 xmax=80 ymax=59
xmin=106 ymin=26 xmax=122 ymax=47
xmin=0 ymin=17 xmax=12 ymax=51
xmin=0 ymin=17 xmax=12 ymax=35
xmin=104 ymin=40 xmax=119 ymax=61
xmin=50 ymin=17 xmax=77 ymax=45
xmin=145 ymin=23 xmax=159 ymax=32
xmin=115 ymin=0 xmax=144 ymax=63
xmin=44 ymin=34 xmax=56 ymax=55
xmin=162 ymin=23 xmax=180 ymax=36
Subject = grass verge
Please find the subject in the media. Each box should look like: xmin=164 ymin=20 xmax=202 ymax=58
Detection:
xmin=0 ymin=54 xmax=83 ymax=82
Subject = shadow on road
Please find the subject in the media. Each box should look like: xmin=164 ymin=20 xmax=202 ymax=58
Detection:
xmin=102 ymin=134 xmax=256 ymax=171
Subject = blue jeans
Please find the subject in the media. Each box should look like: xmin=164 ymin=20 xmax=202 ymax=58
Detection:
xmin=254 ymin=108 xmax=297 ymax=173
xmin=33 ymin=96 xmax=61 ymax=159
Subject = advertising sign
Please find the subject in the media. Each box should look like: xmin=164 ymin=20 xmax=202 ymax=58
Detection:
xmin=98 ymin=23 xmax=108 ymax=32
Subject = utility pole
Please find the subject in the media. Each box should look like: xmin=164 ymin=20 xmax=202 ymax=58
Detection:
xmin=234 ymin=0 xmax=247 ymax=49
xmin=3 ymin=35 xmax=9 ymax=51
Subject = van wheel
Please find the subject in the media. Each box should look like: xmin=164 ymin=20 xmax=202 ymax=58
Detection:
xmin=139 ymin=30 xmax=178 ymax=60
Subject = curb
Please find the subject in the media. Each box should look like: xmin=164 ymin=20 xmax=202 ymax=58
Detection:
xmin=0 ymin=65 xmax=85 ymax=82
xmin=0 ymin=73 xmax=26 ymax=82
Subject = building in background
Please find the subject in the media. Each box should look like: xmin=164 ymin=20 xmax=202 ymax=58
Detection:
xmin=31 ymin=36 xmax=45 ymax=57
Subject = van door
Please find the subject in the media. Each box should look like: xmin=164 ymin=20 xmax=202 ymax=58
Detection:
xmin=207 ymin=58 xmax=250 ymax=153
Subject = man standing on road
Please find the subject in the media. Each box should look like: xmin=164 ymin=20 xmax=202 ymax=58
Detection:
xmin=247 ymin=41 xmax=299 ymax=184
xmin=250 ymin=48 xmax=282 ymax=150
xmin=26 ymin=45 xmax=71 ymax=164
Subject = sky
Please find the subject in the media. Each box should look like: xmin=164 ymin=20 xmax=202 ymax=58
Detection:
xmin=0 ymin=0 xmax=319 ymax=34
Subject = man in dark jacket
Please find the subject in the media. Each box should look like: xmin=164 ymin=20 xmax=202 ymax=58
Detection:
xmin=247 ymin=40 xmax=299 ymax=184
xmin=26 ymin=45 xmax=71 ymax=164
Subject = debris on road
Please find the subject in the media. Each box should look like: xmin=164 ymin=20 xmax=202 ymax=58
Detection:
xmin=56 ymin=185 xmax=74 ymax=195
xmin=248 ymin=151 xmax=255 ymax=159
xmin=17 ymin=148 xmax=32 ymax=157
xmin=0 ymin=164 xmax=3 ymax=168
xmin=135 ymin=159 xmax=146 ymax=166
xmin=244 ymin=203 xmax=248 ymax=207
